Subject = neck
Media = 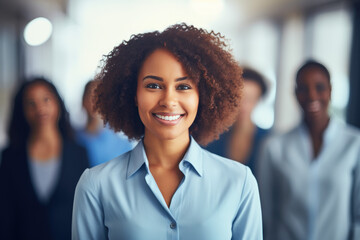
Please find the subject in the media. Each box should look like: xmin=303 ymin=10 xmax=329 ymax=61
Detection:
xmin=304 ymin=116 xmax=330 ymax=158
xmin=233 ymin=117 xmax=255 ymax=132
xmin=304 ymin=115 xmax=330 ymax=136
xmin=85 ymin=116 xmax=102 ymax=134
xmin=143 ymin=133 xmax=190 ymax=169
xmin=28 ymin=126 xmax=62 ymax=161
xmin=29 ymin=125 xmax=61 ymax=143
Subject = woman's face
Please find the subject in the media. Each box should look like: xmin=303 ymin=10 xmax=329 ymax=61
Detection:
xmin=295 ymin=67 xmax=331 ymax=123
xmin=238 ymin=80 xmax=262 ymax=120
xmin=23 ymin=83 xmax=60 ymax=129
xmin=136 ymin=49 xmax=199 ymax=142
xmin=83 ymin=84 xmax=98 ymax=119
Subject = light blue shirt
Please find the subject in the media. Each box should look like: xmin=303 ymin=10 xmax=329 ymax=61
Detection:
xmin=258 ymin=118 xmax=360 ymax=240
xmin=72 ymin=137 xmax=262 ymax=240
xmin=29 ymin=156 xmax=61 ymax=203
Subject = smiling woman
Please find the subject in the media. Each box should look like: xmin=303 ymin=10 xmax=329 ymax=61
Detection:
xmin=257 ymin=60 xmax=360 ymax=240
xmin=136 ymin=49 xmax=199 ymax=144
xmin=72 ymin=23 xmax=263 ymax=240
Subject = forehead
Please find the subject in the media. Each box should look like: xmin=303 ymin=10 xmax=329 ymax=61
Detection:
xmin=297 ymin=67 xmax=330 ymax=85
xmin=244 ymin=79 xmax=261 ymax=89
xmin=24 ymin=83 xmax=54 ymax=99
xmin=139 ymin=49 xmax=187 ymax=76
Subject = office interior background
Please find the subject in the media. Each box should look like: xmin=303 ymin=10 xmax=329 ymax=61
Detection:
xmin=0 ymin=0 xmax=359 ymax=149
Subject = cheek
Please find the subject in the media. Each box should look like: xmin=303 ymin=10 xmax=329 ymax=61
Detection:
xmin=296 ymin=93 xmax=306 ymax=103
xmin=24 ymin=108 xmax=34 ymax=123
xmin=51 ymin=103 xmax=61 ymax=120
xmin=136 ymin=92 xmax=154 ymax=117
xmin=187 ymin=94 xmax=199 ymax=115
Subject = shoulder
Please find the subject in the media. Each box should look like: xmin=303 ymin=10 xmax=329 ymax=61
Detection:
xmin=63 ymin=140 xmax=88 ymax=155
xmin=200 ymin=148 xmax=259 ymax=206
xmin=62 ymin=140 xmax=90 ymax=167
xmin=0 ymin=146 xmax=27 ymax=182
xmin=1 ymin=146 xmax=13 ymax=160
xmin=202 ymin=148 xmax=247 ymax=173
xmin=1 ymin=145 xmax=26 ymax=166
xmin=78 ymin=151 xmax=131 ymax=189
xmin=201 ymin=148 xmax=257 ymax=190
xmin=263 ymin=124 xmax=301 ymax=147
xmin=338 ymin=122 xmax=360 ymax=140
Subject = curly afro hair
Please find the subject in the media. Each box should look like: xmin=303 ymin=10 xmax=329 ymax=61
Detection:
xmin=95 ymin=23 xmax=243 ymax=146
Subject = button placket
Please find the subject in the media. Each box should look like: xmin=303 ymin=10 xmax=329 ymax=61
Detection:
xmin=170 ymin=222 xmax=176 ymax=229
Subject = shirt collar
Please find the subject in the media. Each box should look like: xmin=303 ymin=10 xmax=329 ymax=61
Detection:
xmin=299 ymin=117 xmax=339 ymax=140
xmin=322 ymin=117 xmax=340 ymax=147
xmin=126 ymin=136 xmax=203 ymax=179
xmin=181 ymin=136 xmax=203 ymax=177
xmin=298 ymin=117 xmax=340 ymax=158
xmin=126 ymin=140 xmax=148 ymax=179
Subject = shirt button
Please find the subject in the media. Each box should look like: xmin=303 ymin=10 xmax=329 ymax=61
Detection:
xmin=170 ymin=222 xmax=176 ymax=229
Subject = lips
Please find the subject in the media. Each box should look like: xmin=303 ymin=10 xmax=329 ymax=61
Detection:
xmin=37 ymin=113 xmax=50 ymax=120
xmin=306 ymin=101 xmax=321 ymax=113
xmin=153 ymin=113 xmax=184 ymax=123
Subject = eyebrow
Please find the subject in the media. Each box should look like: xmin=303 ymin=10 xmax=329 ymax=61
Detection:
xmin=142 ymin=75 xmax=188 ymax=82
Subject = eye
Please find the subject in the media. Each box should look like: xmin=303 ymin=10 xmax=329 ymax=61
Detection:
xmin=296 ymin=85 xmax=307 ymax=94
xmin=145 ymin=83 xmax=161 ymax=89
xmin=315 ymin=83 xmax=326 ymax=92
xmin=177 ymin=84 xmax=192 ymax=90
xmin=26 ymin=101 xmax=36 ymax=107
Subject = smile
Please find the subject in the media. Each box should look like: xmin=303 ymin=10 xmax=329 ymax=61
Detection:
xmin=306 ymin=101 xmax=321 ymax=113
xmin=154 ymin=114 xmax=182 ymax=121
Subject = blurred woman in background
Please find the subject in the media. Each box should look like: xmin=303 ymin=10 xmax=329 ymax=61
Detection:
xmin=205 ymin=67 xmax=269 ymax=176
xmin=76 ymin=79 xmax=134 ymax=167
xmin=258 ymin=60 xmax=360 ymax=240
xmin=0 ymin=77 xmax=89 ymax=240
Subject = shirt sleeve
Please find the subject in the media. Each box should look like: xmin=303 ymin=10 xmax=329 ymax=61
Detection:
xmin=72 ymin=168 xmax=108 ymax=240
xmin=232 ymin=168 xmax=263 ymax=240
xmin=351 ymin=147 xmax=360 ymax=240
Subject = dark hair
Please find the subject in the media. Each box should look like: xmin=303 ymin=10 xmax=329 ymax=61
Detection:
xmin=95 ymin=23 xmax=243 ymax=145
xmin=296 ymin=60 xmax=330 ymax=84
xmin=242 ymin=67 xmax=268 ymax=97
xmin=7 ymin=77 xmax=74 ymax=147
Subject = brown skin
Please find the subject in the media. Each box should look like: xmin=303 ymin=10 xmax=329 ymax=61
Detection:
xmin=95 ymin=23 xmax=243 ymax=146
xmin=136 ymin=49 xmax=199 ymax=206
xmin=228 ymin=80 xmax=262 ymax=163
xmin=295 ymin=67 xmax=331 ymax=158
xmin=23 ymin=83 xmax=62 ymax=162
xmin=83 ymin=81 xmax=103 ymax=134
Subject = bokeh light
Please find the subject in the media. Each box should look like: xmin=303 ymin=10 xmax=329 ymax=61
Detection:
xmin=24 ymin=17 xmax=53 ymax=46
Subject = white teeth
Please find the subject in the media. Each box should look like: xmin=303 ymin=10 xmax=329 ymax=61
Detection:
xmin=155 ymin=114 xmax=181 ymax=121
xmin=307 ymin=101 xmax=321 ymax=112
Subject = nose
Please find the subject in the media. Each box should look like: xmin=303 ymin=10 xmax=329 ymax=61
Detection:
xmin=32 ymin=102 xmax=47 ymax=115
xmin=307 ymin=87 xmax=318 ymax=101
xmin=159 ymin=88 xmax=177 ymax=108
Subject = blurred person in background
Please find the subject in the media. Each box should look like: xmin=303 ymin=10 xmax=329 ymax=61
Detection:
xmin=76 ymin=79 xmax=135 ymax=167
xmin=258 ymin=60 xmax=360 ymax=240
xmin=0 ymin=77 xmax=89 ymax=240
xmin=205 ymin=67 xmax=269 ymax=176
